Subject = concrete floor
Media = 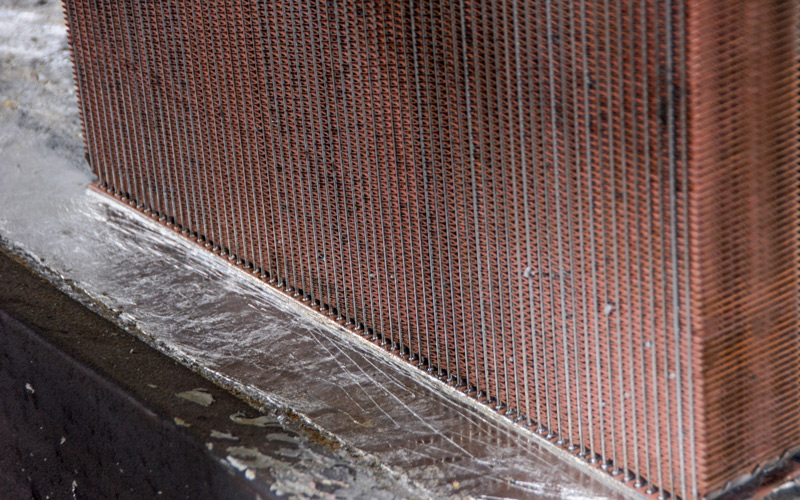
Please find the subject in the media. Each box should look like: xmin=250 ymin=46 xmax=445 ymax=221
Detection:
xmin=0 ymin=0 xmax=87 ymax=176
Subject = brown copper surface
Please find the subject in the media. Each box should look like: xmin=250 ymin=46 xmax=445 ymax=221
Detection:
xmin=63 ymin=0 xmax=799 ymax=498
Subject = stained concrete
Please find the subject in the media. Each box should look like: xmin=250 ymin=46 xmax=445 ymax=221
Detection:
xmin=0 ymin=247 xmax=424 ymax=499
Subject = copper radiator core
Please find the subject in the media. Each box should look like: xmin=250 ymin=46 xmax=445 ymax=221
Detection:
xmin=63 ymin=0 xmax=799 ymax=498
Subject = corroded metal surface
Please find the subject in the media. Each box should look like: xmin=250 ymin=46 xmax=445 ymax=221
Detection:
xmin=4 ymin=0 xmax=800 ymax=497
xmin=0 ymin=3 xmax=638 ymax=498
xmin=59 ymin=0 xmax=800 ymax=498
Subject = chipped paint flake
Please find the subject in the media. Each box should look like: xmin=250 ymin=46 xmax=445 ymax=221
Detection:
xmin=230 ymin=411 xmax=276 ymax=427
xmin=226 ymin=455 xmax=249 ymax=471
xmin=176 ymin=388 xmax=215 ymax=407
xmin=227 ymin=446 xmax=273 ymax=469
xmin=210 ymin=430 xmax=239 ymax=441
xmin=173 ymin=417 xmax=191 ymax=428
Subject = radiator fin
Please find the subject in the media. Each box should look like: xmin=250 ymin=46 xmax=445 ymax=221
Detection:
xmin=63 ymin=0 xmax=800 ymax=497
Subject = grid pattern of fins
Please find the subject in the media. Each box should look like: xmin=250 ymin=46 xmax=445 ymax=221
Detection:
xmin=688 ymin=0 xmax=800 ymax=494
xmin=62 ymin=0 xmax=799 ymax=498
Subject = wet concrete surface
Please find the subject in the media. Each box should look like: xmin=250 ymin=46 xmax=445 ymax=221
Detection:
xmin=0 ymin=247 xmax=424 ymax=499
